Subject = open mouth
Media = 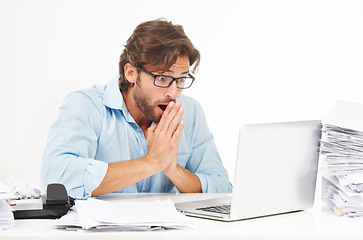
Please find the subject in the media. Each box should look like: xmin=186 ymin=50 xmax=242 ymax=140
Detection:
xmin=158 ymin=104 xmax=168 ymax=111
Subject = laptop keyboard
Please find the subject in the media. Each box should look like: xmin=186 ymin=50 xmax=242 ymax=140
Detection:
xmin=196 ymin=204 xmax=231 ymax=215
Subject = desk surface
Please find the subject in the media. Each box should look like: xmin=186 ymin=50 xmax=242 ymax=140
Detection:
xmin=2 ymin=193 xmax=363 ymax=240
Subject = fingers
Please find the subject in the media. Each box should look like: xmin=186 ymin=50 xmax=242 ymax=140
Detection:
xmin=148 ymin=122 xmax=158 ymax=132
xmin=157 ymin=101 xmax=176 ymax=129
xmin=167 ymin=105 xmax=184 ymax=133
xmin=146 ymin=123 xmax=158 ymax=141
xmin=172 ymin=120 xmax=185 ymax=143
xmin=157 ymin=101 xmax=183 ymax=135
xmin=145 ymin=102 xmax=185 ymax=173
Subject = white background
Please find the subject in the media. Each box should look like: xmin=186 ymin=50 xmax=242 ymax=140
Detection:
xmin=1 ymin=0 xmax=363 ymax=187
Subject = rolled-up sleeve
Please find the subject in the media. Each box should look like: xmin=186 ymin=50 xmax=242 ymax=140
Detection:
xmin=192 ymin=139 xmax=233 ymax=193
xmin=41 ymin=91 xmax=108 ymax=199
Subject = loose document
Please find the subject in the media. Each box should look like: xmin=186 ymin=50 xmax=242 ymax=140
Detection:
xmin=320 ymin=101 xmax=363 ymax=217
xmin=0 ymin=181 xmax=15 ymax=230
xmin=53 ymin=198 xmax=194 ymax=231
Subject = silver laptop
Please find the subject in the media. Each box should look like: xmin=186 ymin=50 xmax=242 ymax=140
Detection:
xmin=175 ymin=120 xmax=322 ymax=221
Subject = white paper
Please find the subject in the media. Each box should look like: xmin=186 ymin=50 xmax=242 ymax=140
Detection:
xmin=0 ymin=200 xmax=15 ymax=230
xmin=54 ymin=198 xmax=194 ymax=231
xmin=325 ymin=185 xmax=363 ymax=217
xmin=321 ymin=101 xmax=363 ymax=217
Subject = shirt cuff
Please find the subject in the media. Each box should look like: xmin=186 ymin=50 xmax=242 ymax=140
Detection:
xmin=194 ymin=172 xmax=233 ymax=193
xmin=194 ymin=173 xmax=208 ymax=193
xmin=84 ymin=158 xmax=108 ymax=197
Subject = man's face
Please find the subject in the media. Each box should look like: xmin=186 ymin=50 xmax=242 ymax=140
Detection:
xmin=133 ymin=56 xmax=190 ymax=123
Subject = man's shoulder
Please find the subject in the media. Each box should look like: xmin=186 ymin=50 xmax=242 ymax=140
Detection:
xmin=72 ymin=82 xmax=105 ymax=97
xmin=63 ymin=84 xmax=106 ymax=113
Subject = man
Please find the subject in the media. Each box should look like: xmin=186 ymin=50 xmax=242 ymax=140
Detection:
xmin=41 ymin=19 xmax=232 ymax=199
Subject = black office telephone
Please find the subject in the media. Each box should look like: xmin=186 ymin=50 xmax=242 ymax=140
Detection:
xmin=13 ymin=183 xmax=74 ymax=219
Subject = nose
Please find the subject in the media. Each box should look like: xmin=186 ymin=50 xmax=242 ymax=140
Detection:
xmin=166 ymin=81 xmax=179 ymax=99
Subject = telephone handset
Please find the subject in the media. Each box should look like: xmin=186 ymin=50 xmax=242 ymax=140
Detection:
xmin=13 ymin=183 xmax=74 ymax=219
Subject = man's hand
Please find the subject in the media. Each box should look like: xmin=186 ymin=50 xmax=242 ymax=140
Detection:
xmin=145 ymin=101 xmax=185 ymax=172
xmin=145 ymin=100 xmax=202 ymax=193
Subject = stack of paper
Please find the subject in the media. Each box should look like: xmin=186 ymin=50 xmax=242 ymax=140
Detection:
xmin=320 ymin=101 xmax=363 ymax=217
xmin=0 ymin=181 xmax=15 ymax=230
xmin=53 ymin=198 xmax=194 ymax=231
xmin=0 ymin=200 xmax=15 ymax=230
xmin=320 ymin=124 xmax=363 ymax=174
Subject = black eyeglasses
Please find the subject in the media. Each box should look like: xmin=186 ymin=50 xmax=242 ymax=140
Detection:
xmin=136 ymin=67 xmax=195 ymax=89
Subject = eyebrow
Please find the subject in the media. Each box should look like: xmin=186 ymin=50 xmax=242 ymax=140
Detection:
xmin=164 ymin=69 xmax=190 ymax=76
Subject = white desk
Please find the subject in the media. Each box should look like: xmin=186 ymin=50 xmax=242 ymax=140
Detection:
xmin=2 ymin=193 xmax=363 ymax=240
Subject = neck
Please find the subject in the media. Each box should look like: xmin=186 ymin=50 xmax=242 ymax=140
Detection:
xmin=121 ymin=90 xmax=152 ymax=132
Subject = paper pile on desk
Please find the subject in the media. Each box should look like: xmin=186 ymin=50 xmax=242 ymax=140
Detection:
xmin=320 ymin=101 xmax=363 ymax=217
xmin=324 ymin=176 xmax=363 ymax=217
xmin=0 ymin=181 xmax=16 ymax=230
xmin=53 ymin=198 xmax=194 ymax=231
xmin=0 ymin=200 xmax=15 ymax=230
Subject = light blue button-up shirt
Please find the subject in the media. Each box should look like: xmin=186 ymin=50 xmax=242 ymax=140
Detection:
xmin=41 ymin=77 xmax=232 ymax=199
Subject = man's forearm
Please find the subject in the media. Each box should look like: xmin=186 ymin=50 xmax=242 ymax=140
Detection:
xmin=91 ymin=156 xmax=160 ymax=197
xmin=164 ymin=165 xmax=202 ymax=193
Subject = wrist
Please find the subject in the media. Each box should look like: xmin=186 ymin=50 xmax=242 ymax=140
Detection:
xmin=142 ymin=154 xmax=164 ymax=174
xmin=163 ymin=164 xmax=179 ymax=178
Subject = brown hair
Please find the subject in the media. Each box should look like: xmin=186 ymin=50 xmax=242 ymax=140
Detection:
xmin=118 ymin=19 xmax=200 ymax=92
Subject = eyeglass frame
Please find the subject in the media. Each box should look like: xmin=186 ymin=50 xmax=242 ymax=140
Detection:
xmin=136 ymin=66 xmax=195 ymax=89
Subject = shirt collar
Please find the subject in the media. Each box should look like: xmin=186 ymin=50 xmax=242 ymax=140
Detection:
xmin=103 ymin=76 xmax=135 ymax=123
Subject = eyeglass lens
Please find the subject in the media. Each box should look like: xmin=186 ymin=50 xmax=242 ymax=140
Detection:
xmin=154 ymin=76 xmax=193 ymax=89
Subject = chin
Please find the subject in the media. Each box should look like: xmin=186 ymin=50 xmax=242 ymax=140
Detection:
xmin=154 ymin=116 xmax=162 ymax=123
xmin=147 ymin=112 xmax=162 ymax=123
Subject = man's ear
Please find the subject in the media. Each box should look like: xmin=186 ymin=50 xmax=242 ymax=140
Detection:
xmin=124 ymin=63 xmax=138 ymax=84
